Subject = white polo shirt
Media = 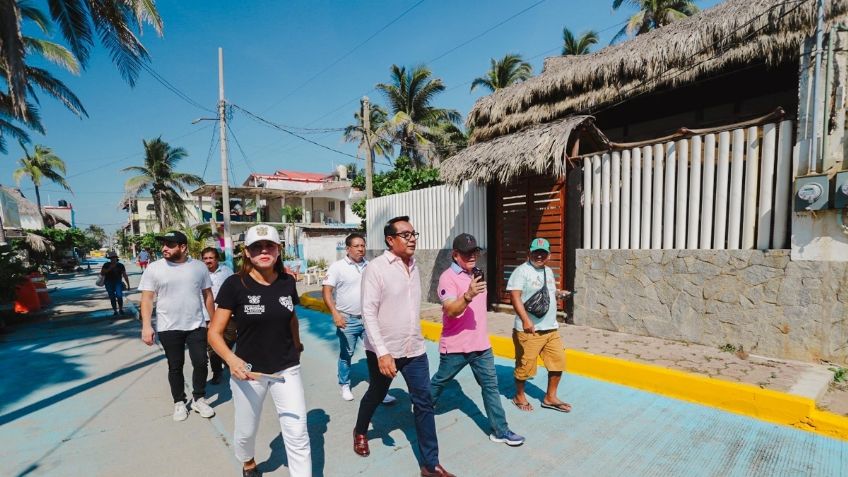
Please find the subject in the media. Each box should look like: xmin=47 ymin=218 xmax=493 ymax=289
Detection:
xmin=202 ymin=264 xmax=234 ymax=322
xmin=323 ymin=255 xmax=368 ymax=316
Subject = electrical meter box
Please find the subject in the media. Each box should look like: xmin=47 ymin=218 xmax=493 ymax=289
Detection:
xmin=834 ymin=171 xmax=848 ymax=209
xmin=794 ymin=175 xmax=829 ymax=211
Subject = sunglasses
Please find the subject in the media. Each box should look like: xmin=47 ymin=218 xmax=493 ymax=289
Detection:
xmin=247 ymin=241 xmax=278 ymax=253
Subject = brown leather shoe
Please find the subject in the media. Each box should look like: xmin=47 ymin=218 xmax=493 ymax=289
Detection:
xmin=420 ymin=464 xmax=456 ymax=477
xmin=353 ymin=430 xmax=370 ymax=457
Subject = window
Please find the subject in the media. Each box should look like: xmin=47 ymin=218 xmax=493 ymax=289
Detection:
xmin=328 ymin=200 xmax=335 ymax=211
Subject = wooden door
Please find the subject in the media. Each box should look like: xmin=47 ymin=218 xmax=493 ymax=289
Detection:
xmin=494 ymin=175 xmax=566 ymax=308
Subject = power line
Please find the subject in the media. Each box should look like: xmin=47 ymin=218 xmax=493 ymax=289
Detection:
xmin=139 ymin=62 xmax=215 ymax=113
xmin=427 ymin=0 xmax=547 ymax=64
xmin=261 ymin=0 xmax=427 ymax=114
xmin=232 ymin=104 xmax=393 ymax=167
xmin=201 ymin=125 xmax=219 ymax=181
xmin=226 ymin=122 xmax=258 ymax=174
xmin=65 ymin=126 xmax=211 ymax=180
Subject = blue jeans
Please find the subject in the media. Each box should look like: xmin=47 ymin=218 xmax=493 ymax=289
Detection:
xmin=355 ymin=352 xmax=439 ymax=470
xmin=430 ymin=348 xmax=509 ymax=436
xmin=104 ymin=280 xmax=124 ymax=312
xmin=337 ymin=314 xmax=365 ymax=385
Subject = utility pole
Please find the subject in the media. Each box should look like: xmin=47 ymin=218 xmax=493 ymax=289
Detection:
xmin=218 ymin=47 xmax=233 ymax=268
xmin=361 ymin=97 xmax=373 ymax=199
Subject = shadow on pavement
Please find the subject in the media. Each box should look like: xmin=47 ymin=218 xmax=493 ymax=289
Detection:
xmin=0 ymin=351 xmax=164 ymax=426
xmin=258 ymin=408 xmax=331 ymax=477
xmin=432 ymin=380 xmax=490 ymax=435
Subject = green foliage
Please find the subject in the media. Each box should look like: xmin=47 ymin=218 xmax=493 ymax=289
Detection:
xmin=0 ymin=244 xmax=30 ymax=304
xmin=470 ymin=54 xmax=532 ymax=93
xmin=718 ymin=343 xmax=737 ymax=353
xmin=132 ymin=232 xmax=158 ymax=252
xmin=830 ymin=367 xmax=847 ymax=384
xmin=282 ymin=205 xmax=303 ymax=223
xmin=307 ymin=258 xmax=328 ymax=270
xmin=85 ymin=224 xmax=107 ymax=247
xmin=351 ymin=156 xmax=442 ymax=224
xmin=31 ymin=228 xmax=97 ymax=254
xmin=562 ymin=28 xmax=599 ymax=55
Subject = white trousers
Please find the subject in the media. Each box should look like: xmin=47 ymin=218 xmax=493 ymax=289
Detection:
xmin=231 ymin=365 xmax=312 ymax=477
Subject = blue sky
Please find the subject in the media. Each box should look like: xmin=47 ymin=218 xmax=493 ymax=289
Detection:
xmin=0 ymin=0 xmax=719 ymax=232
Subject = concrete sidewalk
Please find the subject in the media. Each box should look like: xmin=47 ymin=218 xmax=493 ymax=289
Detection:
xmin=300 ymin=291 xmax=848 ymax=440
xmin=2 ymin=266 xmax=847 ymax=476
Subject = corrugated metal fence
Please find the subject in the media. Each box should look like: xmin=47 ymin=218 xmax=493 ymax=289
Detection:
xmin=366 ymin=181 xmax=487 ymax=250
xmin=583 ymin=120 xmax=794 ymax=250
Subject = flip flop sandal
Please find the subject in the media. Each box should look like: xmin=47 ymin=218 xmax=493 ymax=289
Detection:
xmin=511 ymin=397 xmax=534 ymax=412
xmin=541 ymin=401 xmax=572 ymax=413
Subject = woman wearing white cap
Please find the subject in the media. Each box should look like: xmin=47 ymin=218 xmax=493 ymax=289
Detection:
xmin=208 ymin=224 xmax=311 ymax=477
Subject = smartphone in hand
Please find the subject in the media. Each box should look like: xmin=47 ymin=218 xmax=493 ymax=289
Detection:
xmin=472 ymin=267 xmax=484 ymax=281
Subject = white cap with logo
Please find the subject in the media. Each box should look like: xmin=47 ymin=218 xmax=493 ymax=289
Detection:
xmin=244 ymin=224 xmax=281 ymax=247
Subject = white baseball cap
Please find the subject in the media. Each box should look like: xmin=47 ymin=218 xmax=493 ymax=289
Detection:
xmin=244 ymin=224 xmax=281 ymax=247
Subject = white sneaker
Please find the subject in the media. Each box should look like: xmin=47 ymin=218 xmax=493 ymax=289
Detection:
xmin=191 ymin=397 xmax=215 ymax=418
xmin=341 ymin=384 xmax=354 ymax=401
xmin=173 ymin=401 xmax=188 ymax=421
xmin=381 ymin=394 xmax=397 ymax=405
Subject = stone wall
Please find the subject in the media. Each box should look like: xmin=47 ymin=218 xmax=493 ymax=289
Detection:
xmin=367 ymin=249 xmax=489 ymax=304
xmin=574 ymin=250 xmax=848 ymax=364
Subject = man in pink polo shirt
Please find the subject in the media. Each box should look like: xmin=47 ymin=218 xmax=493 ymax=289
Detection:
xmin=430 ymin=233 xmax=525 ymax=447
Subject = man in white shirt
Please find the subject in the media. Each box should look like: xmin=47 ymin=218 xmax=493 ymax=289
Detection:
xmin=201 ymin=247 xmax=234 ymax=385
xmin=139 ymin=231 xmax=216 ymax=422
xmin=322 ymin=233 xmax=396 ymax=404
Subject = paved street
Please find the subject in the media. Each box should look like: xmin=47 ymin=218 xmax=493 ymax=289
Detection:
xmin=1 ymin=270 xmax=846 ymax=477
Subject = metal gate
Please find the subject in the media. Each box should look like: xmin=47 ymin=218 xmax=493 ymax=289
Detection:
xmin=493 ymin=175 xmax=566 ymax=308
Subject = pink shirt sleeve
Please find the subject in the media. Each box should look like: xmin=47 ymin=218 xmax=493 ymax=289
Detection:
xmin=361 ymin=263 xmax=389 ymax=357
xmin=437 ymin=269 xmax=459 ymax=302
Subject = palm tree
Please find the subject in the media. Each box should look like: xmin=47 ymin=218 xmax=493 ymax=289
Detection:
xmin=470 ymin=53 xmax=533 ymax=93
xmin=562 ymin=28 xmax=599 ymax=55
xmin=343 ymin=102 xmax=394 ymax=167
xmin=12 ymin=144 xmax=72 ymax=223
xmin=122 ymin=138 xmax=204 ymax=231
xmin=611 ymin=0 xmax=699 ymax=44
xmin=0 ymin=3 xmax=86 ymax=152
xmin=376 ymin=64 xmax=461 ymax=167
xmin=182 ymin=223 xmax=213 ymax=258
xmin=0 ymin=0 xmax=162 ymax=119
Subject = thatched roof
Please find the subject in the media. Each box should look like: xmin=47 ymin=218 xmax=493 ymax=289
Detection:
xmin=0 ymin=185 xmax=39 ymax=217
xmin=468 ymin=0 xmax=848 ymax=143
xmin=440 ymin=115 xmax=608 ymax=185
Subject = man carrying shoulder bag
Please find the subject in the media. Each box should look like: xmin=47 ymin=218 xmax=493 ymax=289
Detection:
xmin=506 ymin=238 xmax=573 ymax=414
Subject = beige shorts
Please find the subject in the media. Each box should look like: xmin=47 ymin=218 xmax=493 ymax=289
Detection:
xmin=513 ymin=329 xmax=566 ymax=380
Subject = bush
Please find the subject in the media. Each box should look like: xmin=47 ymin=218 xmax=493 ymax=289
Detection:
xmin=0 ymin=244 xmax=30 ymax=304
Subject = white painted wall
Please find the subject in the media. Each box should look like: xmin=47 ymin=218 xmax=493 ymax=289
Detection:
xmin=365 ymin=182 xmax=487 ymax=250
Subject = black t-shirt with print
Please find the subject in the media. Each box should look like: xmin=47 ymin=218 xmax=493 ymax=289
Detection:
xmin=215 ymin=273 xmax=300 ymax=373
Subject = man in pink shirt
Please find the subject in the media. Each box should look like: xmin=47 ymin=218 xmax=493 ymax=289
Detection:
xmin=353 ymin=216 xmax=455 ymax=477
xmin=430 ymin=233 xmax=525 ymax=447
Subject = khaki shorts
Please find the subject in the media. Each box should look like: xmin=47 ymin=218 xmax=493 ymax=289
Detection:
xmin=513 ymin=329 xmax=566 ymax=380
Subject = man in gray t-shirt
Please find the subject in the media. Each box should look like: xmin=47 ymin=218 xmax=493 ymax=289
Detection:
xmin=139 ymin=231 xmax=215 ymax=422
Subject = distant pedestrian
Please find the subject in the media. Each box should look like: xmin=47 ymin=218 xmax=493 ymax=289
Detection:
xmin=353 ymin=216 xmax=455 ymax=477
xmin=430 ymin=233 xmax=525 ymax=447
xmin=507 ymin=237 xmax=572 ymax=413
xmin=201 ymin=247 xmax=235 ymax=385
xmin=100 ymin=251 xmax=130 ymax=316
xmin=139 ymin=230 xmax=217 ymax=422
xmin=322 ymin=232 xmax=397 ymax=404
xmin=209 ymin=224 xmax=311 ymax=477
xmin=138 ymin=248 xmax=150 ymax=270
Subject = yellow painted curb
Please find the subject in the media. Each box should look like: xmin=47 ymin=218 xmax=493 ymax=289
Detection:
xmin=302 ymin=296 xmax=848 ymax=441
